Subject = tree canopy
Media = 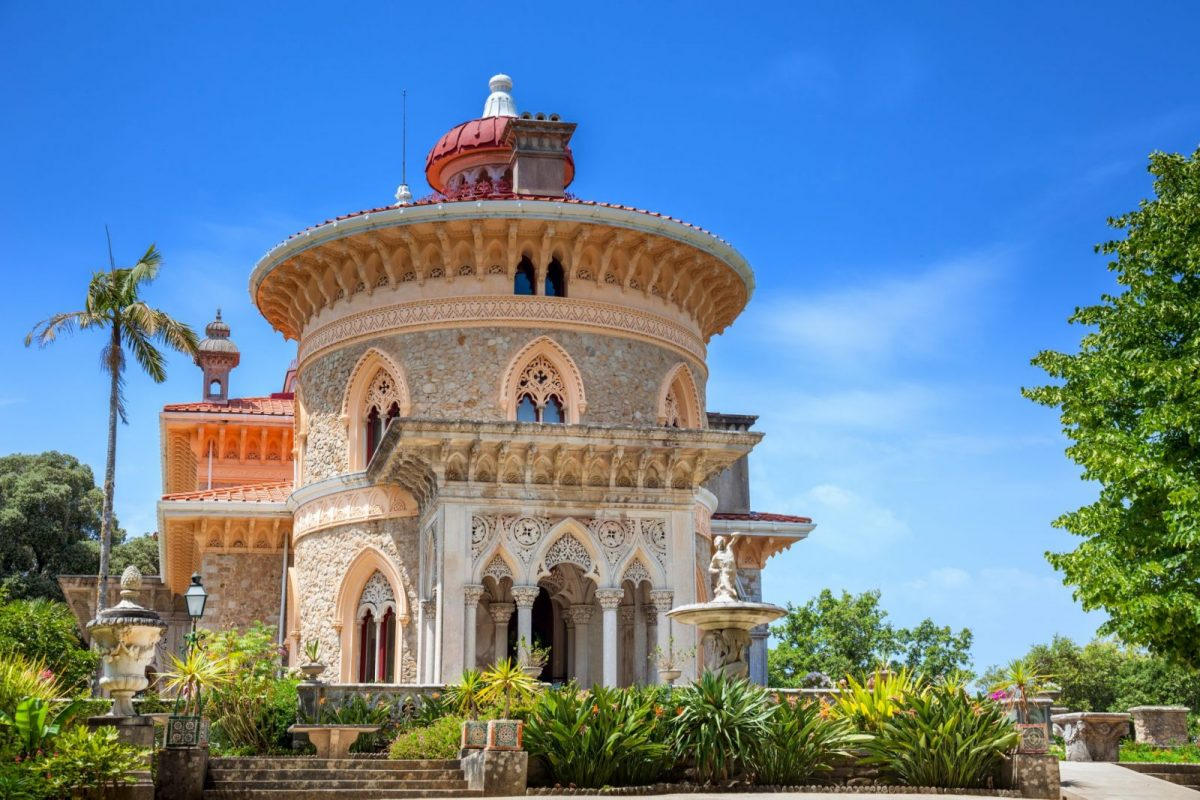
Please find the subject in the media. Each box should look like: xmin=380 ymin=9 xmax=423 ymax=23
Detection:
xmin=767 ymin=588 xmax=973 ymax=685
xmin=0 ymin=452 xmax=115 ymax=600
xmin=1024 ymin=147 xmax=1200 ymax=667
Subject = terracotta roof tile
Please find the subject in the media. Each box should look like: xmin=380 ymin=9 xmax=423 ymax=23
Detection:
xmin=163 ymin=395 xmax=294 ymax=416
xmin=712 ymin=511 xmax=813 ymax=524
xmin=162 ymin=480 xmax=293 ymax=503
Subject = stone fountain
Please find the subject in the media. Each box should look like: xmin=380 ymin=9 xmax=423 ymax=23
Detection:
xmin=667 ymin=535 xmax=785 ymax=679
xmin=86 ymin=566 xmax=168 ymax=717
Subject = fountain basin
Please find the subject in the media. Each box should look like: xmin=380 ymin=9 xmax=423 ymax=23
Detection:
xmin=667 ymin=601 xmax=785 ymax=631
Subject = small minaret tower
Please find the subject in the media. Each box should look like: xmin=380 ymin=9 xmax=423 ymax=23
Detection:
xmin=195 ymin=309 xmax=240 ymax=403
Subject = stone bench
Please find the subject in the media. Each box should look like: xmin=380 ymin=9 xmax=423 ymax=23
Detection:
xmin=1130 ymin=705 xmax=1190 ymax=747
xmin=1051 ymin=712 xmax=1131 ymax=761
xmin=287 ymin=724 xmax=381 ymax=759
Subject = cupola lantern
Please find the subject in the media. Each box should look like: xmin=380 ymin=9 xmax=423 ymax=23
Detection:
xmin=195 ymin=309 xmax=240 ymax=403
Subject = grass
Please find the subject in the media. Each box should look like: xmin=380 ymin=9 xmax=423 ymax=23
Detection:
xmin=1119 ymin=741 xmax=1200 ymax=763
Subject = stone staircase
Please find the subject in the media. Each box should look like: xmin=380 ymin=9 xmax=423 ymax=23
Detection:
xmin=203 ymin=756 xmax=483 ymax=799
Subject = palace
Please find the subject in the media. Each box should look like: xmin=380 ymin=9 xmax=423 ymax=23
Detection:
xmin=63 ymin=75 xmax=814 ymax=687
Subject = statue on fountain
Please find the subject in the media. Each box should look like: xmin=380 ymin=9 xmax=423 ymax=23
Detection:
xmin=709 ymin=535 xmax=739 ymax=603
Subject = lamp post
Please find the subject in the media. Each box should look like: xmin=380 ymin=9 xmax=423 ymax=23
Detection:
xmin=183 ymin=572 xmax=207 ymax=654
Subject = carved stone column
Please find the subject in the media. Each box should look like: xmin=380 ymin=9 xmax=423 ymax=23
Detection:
xmin=566 ymin=604 xmax=594 ymax=686
xmin=489 ymin=602 xmax=515 ymax=666
xmin=511 ymin=585 xmax=540 ymax=653
xmin=618 ymin=606 xmax=636 ymax=685
xmin=420 ymin=599 xmax=437 ymax=683
xmin=596 ymin=589 xmax=624 ymax=688
xmin=633 ymin=598 xmax=648 ymax=686
xmin=463 ymin=584 xmax=486 ymax=670
xmin=649 ymin=590 xmax=674 ymax=684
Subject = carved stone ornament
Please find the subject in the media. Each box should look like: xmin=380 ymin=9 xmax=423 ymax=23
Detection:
xmin=702 ymin=628 xmax=750 ymax=680
xmin=85 ymin=566 xmax=168 ymax=717
xmin=593 ymin=519 xmax=629 ymax=551
xmin=358 ymin=570 xmax=395 ymax=614
xmin=484 ymin=555 xmax=513 ymax=583
xmin=623 ymin=560 xmax=651 ymax=587
xmin=516 ymin=355 xmax=568 ymax=411
xmin=642 ymin=519 xmax=667 ymax=552
xmin=470 ymin=514 xmax=495 ymax=558
xmin=544 ymin=534 xmax=592 ymax=572
xmin=511 ymin=516 xmax=547 ymax=548
xmin=595 ymin=588 xmax=624 ymax=610
xmin=511 ymin=585 xmax=541 ymax=609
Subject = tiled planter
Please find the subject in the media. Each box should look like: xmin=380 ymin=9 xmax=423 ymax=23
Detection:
xmin=461 ymin=719 xmax=489 ymax=749
xmin=1016 ymin=722 xmax=1049 ymax=754
xmin=165 ymin=715 xmax=210 ymax=748
xmin=486 ymin=719 xmax=524 ymax=750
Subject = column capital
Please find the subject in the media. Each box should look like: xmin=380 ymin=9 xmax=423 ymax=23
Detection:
xmin=596 ymin=588 xmax=624 ymax=609
xmin=420 ymin=598 xmax=437 ymax=617
xmin=566 ymin=604 xmax=594 ymax=625
xmin=649 ymin=589 xmax=674 ymax=613
xmin=619 ymin=606 xmax=636 ymax=625
xmin=488 ymin=602 xmax=515 ymax=624
xmin=511 ymin=585 xmax=541 ymax=608
xmin=463 ymin=584 xmax=486 ymax=605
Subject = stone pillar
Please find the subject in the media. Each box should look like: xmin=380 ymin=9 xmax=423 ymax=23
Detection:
xmin=749 ymin=626 xmax=769 ymax=686
xmin=567 ymin=605 xmax=593 ymax=686
xmin=564 ymin=619 xmax=575 ymax=678
xmin=645 ymin=613 xmax=657 ymax=684
xmin=463 ymin=584 xmax=485 ymax=671
xmin=421 ymin=599 xmax=437 ymax=683
xmin=649 ymin=590 xmax=673 ymax=684
xmin=596 ymin=589 xmax=623 ymax=688
xmin=511 ymin=585 xmax=540 ymax=652
xmin=633 ymin=598 xmax=648 ymax=686
xmin=489 ymin=603 xmax=515 ymax=666
xmin=415 ymin=600 xmax=427 ymax=682
xmin=618 ymin=606 xmax=635 ymax=685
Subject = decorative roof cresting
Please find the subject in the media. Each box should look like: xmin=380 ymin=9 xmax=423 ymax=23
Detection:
xmin=482 ymin=73 xmax=516 ymax=118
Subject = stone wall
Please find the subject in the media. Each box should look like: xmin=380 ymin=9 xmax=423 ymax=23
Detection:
xmin=292 ymin=517 xmax=420 ymax=680
xmin=299 ymin=328 xmax=706 ymax=483
xmin=198 ymin=552 xmax=283 ymax=633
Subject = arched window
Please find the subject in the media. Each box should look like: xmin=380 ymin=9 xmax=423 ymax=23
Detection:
xmin=209 ymin=379 xmax=222 ymax=396
xmin=516 ymin=355 xmax=567 ymax=424
xmin=545 ymin=258 xmax=566 ymax=297
xmin=657 ymin=363 xmax=703 ymax=429
xmin=363 ymin=370 xmax=402 ymax=463
xmin=356 ymin=570 xmax=397 ymax=683
xmin=514 ymin=256 xmax=536 ymax=295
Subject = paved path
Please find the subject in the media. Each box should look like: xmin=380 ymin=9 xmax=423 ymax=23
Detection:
xmin=518 ymin=795 xmax=1009 ymax=800
xmin=1060 ymin=761 xmax=1199 ymax=798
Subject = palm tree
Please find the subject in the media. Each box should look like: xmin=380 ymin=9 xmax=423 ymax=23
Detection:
xmin=25 ymin=240 xmax=197 ymax=614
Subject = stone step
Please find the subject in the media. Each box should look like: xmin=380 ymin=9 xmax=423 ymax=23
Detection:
xmin=209 ymin=768 xmax=465 ymax=782
xmin=1123 ymin=762 xmax=1200 ymax=776
xmin=208 ymin=779 xmax=471 ymax=791
xmin=1142 ymin=773 xmax=1200 ymax=787
xmin=207 ymin=757 xmax=461 ymax=771
xmin=203 ymin=790 xmax=482 ymax=800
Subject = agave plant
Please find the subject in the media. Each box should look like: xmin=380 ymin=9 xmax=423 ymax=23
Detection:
xmin=671 ymin=671 xmax=775 ymax=784
xmin=479 ymin=658 xmax=539 ymax=719
xmin=754 ymin=696 xmax=866 ymax=785
xmin=863 ymin=684 xmax=1019 ymax=788
xmin=161 ymin=647 xmax=232 ymax=717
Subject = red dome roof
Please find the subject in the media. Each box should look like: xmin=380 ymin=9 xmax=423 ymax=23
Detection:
xmin=424 ymin=116 xmax=574 ymax=194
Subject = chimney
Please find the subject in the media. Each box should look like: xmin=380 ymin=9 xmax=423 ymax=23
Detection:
xmin=504 ymin=113 xmax=577 ymax=197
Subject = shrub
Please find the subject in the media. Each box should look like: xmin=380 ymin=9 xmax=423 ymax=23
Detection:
xmin=671 ymin=672 xmax=774 ymax=784
xmin=0 ymin=758 xmax=50 ymax=800
xmin=388 ymin=715 xmax=463 ymax=760
xmin=0 ymin=599 xmax=97 ymax=694
xmin=830 ymin=667 xmax=923 ymax=733
xmin=754 ymin=696 xmax=864 ymax=785
xmin=201 ymin=623 xmax=296 ymax=754
xmin=0 ymin=653 xmax=62 ymax=716
xmin=45 ymin=725 xmax=145 ymax=797
xmin=863 ymin=685 xmax=1019 ymax=788
xmin=524 ymin=685 xmax=670 ymax=788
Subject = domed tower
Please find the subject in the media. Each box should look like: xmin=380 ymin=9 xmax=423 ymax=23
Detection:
xmin=195 ymin=309 xmax=240 ymax=402
xmin=249 ymin=75 xmax=812 ymax=687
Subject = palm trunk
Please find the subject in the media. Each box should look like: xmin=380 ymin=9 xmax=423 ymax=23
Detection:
xmin=96 ymin=323 xmax=120 ymax=614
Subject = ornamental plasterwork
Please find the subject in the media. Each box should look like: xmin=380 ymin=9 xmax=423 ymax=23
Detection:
xmin=358 ymin=570 xmax=395 ymax=614
xmin=516 ymin=355 xmax=567 ymax=409
xmin=639 ymin=518 xmax=669 ymax=572
xmin=510 ymin=516 xmax=548 ymax=549
xmin=543 ymin=533 xmax=593 ymax=573
xmin=588 ymin=518 xmax=633 ymax=565
xmin=483 ymin=555 xmax=513 ymax=583
xmin=364 ymin=368 xmax=402 ymax=414
xmin=293 ymin=485 xmax=414 ymax=538
xmin=470 ymin=514 xmax=496 ymax=559
xmin=297 ymin=296 xmax=706 ymax=367
xmin=622 ymin=559 xmax=651 ymax=587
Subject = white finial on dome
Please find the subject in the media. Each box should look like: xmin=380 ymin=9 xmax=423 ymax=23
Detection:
xmin=394 ymin=183 xmax=413 ymax=206
xmin=482 ymin=74 xmax=517 ymax=118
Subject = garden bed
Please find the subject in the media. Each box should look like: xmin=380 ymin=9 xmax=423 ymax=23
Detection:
xmin=527 ymin=784 xmax=1019 ymax=796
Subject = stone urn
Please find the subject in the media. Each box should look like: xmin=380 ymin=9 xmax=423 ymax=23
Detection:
xmin=658 ymin=668 xmax=682 ymax=686
xmin=86 ymin=566 xmax=168 ymax=717
xmin=299 ymin=662 xmax=326 ymax=683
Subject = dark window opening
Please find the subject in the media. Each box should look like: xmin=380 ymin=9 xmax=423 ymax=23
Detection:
xmin=516 ymin=394 xmax=538 ymax=422
xmin=358 ymin=610 xmax=376 ymax=682
xmin=545 ymin=258 xmax=566 ymax=297
xmin=542 ymin=395 xmax=564 ymax=423
xmin=514 ymin=256 xmax=535 ymax=295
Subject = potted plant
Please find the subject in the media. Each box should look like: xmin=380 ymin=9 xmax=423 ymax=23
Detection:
xmin=447 ymin=669 xmax=489 ymax=749
xmin=651 ymin=636 xmax=694 ymax=686
xmin=988 ymin=658 xmax=1053 ymax=754
xmin=299 ymin=639 xmax=325 ymax=683
xmin=515 ymin=636 xmax=550 ymax=679
xmin=161 ymin=647 xmax=231 ymax=747
xmin=478 ymin=659 xmax=538 ymax=750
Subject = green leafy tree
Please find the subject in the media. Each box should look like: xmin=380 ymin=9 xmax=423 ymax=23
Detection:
xmin=1024 ymin=148 xmax=1200 ymax=667
xmin=26 ymin=242 xmax=197 ymax=613
xmin=767 ymin=589 xmax=973 ymax=685
xmin=0 ymin=451 xmax=113 ymax=600
xmin=109 ymin=534 xmax=159 ymax=576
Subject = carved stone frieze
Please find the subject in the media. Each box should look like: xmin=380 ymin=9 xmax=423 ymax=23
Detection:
xmin=294 ymin=485 xmax=415 ymax=538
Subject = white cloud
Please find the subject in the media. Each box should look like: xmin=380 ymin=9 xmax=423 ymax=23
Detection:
xmin=796 ymin=483 xmax=911 ymax=555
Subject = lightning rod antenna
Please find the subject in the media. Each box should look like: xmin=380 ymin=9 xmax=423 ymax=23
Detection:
xmin=394 ymin=89 xmax=413 ymax=206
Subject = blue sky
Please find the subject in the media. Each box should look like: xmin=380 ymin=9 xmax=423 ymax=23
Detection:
xmin=2 ymin=2 xmax=1198 ymax=671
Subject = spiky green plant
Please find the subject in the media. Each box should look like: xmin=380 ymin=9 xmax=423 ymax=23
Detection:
xmin=754 ymin=696 xmax=866 ymax=785
xmin=830 ymin=667 xmax=924 ymax=732
xmin=671 ymin=671 xmax=775 ymax=784
xmin=446 ymin=669 xmax=487 ymax=720
xmin=863 ymin=684 xmax=1019 ymax=788
xmin=0 ymin=651 xmax=63 ymax=714
xmin=479 ymin=658 xmax=539 ymax=719
xmin=988 ymin=658 xmax=1054 ymax=722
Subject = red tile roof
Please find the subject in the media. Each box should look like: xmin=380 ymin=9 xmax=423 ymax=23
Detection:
xmin=162 ymin=480 xmax=293 ymax=503
xmin=163 ymin=394 xmax=294 ymax=416
xmin=712 ymin=511 xmax=813 ymax=524
xmin=424 ymin=116 xmax=575 ymax=194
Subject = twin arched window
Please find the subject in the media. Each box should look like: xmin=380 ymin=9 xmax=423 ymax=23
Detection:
xmin=356 ymin=570 xmax=397 ymax=683
xmin=363 ymin=369 xmax=402 ymax=463
xmin=515 ymin=355 xmax=567 ymax=424
xmin=513 ymin=256 xmax=566 ymax=297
